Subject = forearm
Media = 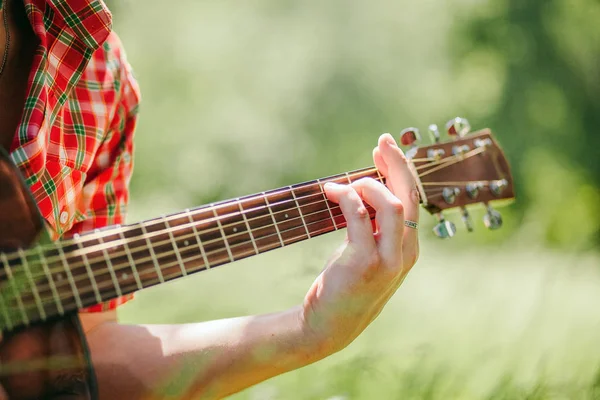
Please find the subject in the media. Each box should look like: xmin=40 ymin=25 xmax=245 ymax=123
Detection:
xmin=159 ymin=305 xmax=328 ymax=398
xmin=87 ymin=306 xmax=331 ymax=399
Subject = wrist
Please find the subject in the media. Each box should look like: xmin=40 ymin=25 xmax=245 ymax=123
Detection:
xmin=294 ymin=304 xmax=340 ymax=359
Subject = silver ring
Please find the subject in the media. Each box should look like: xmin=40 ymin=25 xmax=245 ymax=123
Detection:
xmin=404 ymin=220 xmax=418 ymax=229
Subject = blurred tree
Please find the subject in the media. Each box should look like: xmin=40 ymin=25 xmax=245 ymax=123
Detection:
xmin=453 ymin=0 xmax=600 ymax=249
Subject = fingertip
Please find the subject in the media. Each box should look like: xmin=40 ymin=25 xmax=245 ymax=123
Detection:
xmin=323 ymin=182 xmax=343 ymax=202
xmin=378 ymin=133 xmax=397 ymax=149
xmin=373 ymin=147 xmax=389 ymax=177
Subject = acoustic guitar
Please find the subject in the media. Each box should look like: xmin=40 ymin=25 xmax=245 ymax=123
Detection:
xmin=0 ymin=118 xmax=514 ymax=399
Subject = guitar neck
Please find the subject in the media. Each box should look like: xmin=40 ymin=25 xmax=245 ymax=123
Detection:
xmin=1 ymin=167 xmax=383 ymax=330
xmin=2 ymin=128 xmax=515 ymax=331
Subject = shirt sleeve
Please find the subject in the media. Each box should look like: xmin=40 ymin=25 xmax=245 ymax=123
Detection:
xmin=64 ymin=32 xmax=141 ymax=238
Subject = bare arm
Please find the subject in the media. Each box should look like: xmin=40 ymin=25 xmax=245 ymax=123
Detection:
xmin=86 ymin=133 xmax=420 ymax=399
xmin=87 ymin=306 xmax=333 ymax=399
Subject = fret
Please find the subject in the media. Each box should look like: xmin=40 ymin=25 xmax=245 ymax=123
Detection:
xmin=344 ymin=171 xmax=353 ymax=184
xmin=238 ymin=195 xmax=282 ymax=252
xmin=56 ymin=244 xmax=83 ymax=309
xmin=186 ymin=209 xmax=211 ymax=270
xmin=238 ymin=200 xmax=259 ymax=255
xmin=317 ymin=178 xmax=338 ymax=230
xmin=97 ymin=234 xmax=123 ymax=297
xmin=18 ymin=248 xmax=46 ymax=321
xmin=265 ymin=189 xmax=309 ymax=245
xmin=211 ymin=201 xmax=253 ymax=260
xmin=212 ymin=206 xmax=234 ymax=262
xmin=349 ymin=168 xmax=379 ymax=182
xmin=75 ymin=236 xmax=103 ymax=304
xmin=375 ymin=168 xmax=384 ymax=184
xmin=0 ymin=252 xmax=27 ymax=327
xmin=262 ymin=192 xmax=285 ymax=247
xmin=290 ymin=182 xmax=337 ymax=238
xmin=0 ymin=283 xmax=13 ymax=330
xmin=289 ymin=186 xmax=311 ymax=238
xmin=163 ymin=215 xmax=187 ymax=277
xmin=140 ymin=223 xmax=165 ymax=284
xmin=36 ymin=246 xmax=64 ymax=315
xmin=118 ymin=229 xmax=143 ymax=291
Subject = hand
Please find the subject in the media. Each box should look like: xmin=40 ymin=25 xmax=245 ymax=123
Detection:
xmin=300 ymin=133 xmax=420 ymax=353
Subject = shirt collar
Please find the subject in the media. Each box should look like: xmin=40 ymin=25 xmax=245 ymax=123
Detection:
xmin=24 ymin=0 xmax=112 ymax=115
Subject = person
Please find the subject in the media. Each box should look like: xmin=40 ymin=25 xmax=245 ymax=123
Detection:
xmin=0 ymin=0 xmax=420 ymax=398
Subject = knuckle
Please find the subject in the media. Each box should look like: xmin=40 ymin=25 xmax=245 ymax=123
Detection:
xmin=387 ymin=199 xmax=404 ymax=216
xmin=355 ymin=205 xmax=370 ymax=220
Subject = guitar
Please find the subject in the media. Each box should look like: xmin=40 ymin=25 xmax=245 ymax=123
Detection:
xmin=0 ymin=118 xmax=514 ymax=399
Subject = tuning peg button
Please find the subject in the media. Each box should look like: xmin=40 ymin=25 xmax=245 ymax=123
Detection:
xmin=445 ymin=117 xmax=471 ymax=138
xmin=465 ymin=182 xmax=483 ymax=199
xmin=433 ymin=214 xmax=457 ymax=239
xmin=483 ymin=205 xmax=503 ymax=230
xmin=442 ymin=187 xmax=460 ymax=205
xmin=490 ymin=179 xmax=508 ymax=196
xmin=400 ymin=127 xmax=421 ymax=147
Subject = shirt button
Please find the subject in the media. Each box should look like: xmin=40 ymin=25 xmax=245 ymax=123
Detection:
xmin=59 ymin=211 xmax=69 ymax=225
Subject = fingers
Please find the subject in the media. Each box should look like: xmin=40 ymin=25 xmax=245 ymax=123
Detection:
xmin=324 ymin=182 xmax=376 ymax=250
xmin=375 ymin=134 xmax=420 ymax=245
xmin=350 ymin=178 xmax=404 ymax=264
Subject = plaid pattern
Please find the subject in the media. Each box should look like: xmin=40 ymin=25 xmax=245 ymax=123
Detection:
xmin=9 ymin=0 xmax=141 ymax=312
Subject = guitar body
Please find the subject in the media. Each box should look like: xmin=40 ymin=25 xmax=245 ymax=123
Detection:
xmin=0 ymin=150 xmax=96 ymax=399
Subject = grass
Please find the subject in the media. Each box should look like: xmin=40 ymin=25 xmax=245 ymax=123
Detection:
xmin=119 ymin=232 xmax=600 ymax=399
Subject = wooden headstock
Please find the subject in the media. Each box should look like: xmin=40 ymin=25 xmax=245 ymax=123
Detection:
xmin=403 ymin=122 xmax=514 ymax=237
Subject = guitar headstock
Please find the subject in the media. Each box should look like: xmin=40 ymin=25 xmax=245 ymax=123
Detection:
xmin=400 ymin=118 xmax=515 ymax=238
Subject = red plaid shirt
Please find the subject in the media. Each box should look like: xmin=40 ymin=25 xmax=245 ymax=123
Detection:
xmin=8 ymin=0 xmax=140 ymax=312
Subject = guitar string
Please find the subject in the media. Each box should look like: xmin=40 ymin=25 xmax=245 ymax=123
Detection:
xmin=3 ymin=147 xmax=477 ymax=261
xmin=0 ymin=169 xmax=381 ymax=268
xmin=421 ymin=180 xmax=493 ymax=186
xmin=414 ymin=146 xmax=487 ymax=172
xmin=0 ymin=166 xmax=381 ymax=264
xmin=1 ymin=146 xmax=488 ymax=265
xmin=30 ymin=191 xmax=357 ymax=294
xmin=8 ymin=203 xmax=369 ymax=317
xmin=418 ymin=147 xmax=486 ymax=178
xmin=1 ymin=146 xmax=493 ymax=319
xmin=2 ymin=149 xmax=489 ymax=300
xmin=6 ymin=163 xmax=484 ymax=285
xmin=1 ymin=146 xmax=490 ymax=295
xmin=13 ymin=175 xmax=491 ymax=312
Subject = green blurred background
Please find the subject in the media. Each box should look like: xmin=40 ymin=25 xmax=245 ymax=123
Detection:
xmin=108 ymin=0 xmax=600 ymax=398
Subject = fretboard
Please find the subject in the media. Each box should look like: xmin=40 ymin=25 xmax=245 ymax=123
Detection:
xmin=0 ymin=167 xmax=384 ymax=331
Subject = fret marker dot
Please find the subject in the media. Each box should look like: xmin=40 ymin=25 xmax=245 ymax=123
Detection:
xmin=56 ymin=274 xmax=63 ymax=282
xmin=285 ymin=213 xmax=289 ymax=219
xmin=233 ymin=227 xmax=238 ymax=233
xmin=122 ymin=273 xmax=128 ymax=280
xmin=184 ymin=240 xmax=189 ymax=246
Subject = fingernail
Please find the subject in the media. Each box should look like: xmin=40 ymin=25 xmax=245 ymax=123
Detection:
xmin=384 ymin=136 xmax=398 ymax=148
xmin=324 ymin=182 xmax=338 ymax=190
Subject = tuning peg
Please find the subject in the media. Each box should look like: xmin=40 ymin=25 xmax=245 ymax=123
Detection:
xmin=433 ymin=214 xmax=457 ymax=239
xmin=483 ymin=205 xmax=503 ymax=230
xmin=489 ymin=179 xmax=508 ymax=196
xmin=445 ymin=117 xmax=471 ymax=138
xmin=400 ymin=127 xmax=421 ymax=147
xmin=465 ymin=182 xmax=483 ymax=199
xmin=428 ymin=124 xmax=441 ymax=143
xmin=461 ymin=207 xmax=474 ymax=232
xmin=442 ymin=187 xmax=461 ymax=205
